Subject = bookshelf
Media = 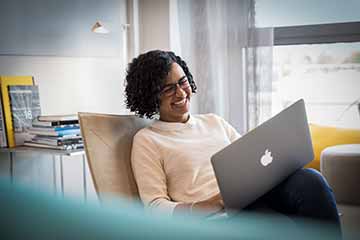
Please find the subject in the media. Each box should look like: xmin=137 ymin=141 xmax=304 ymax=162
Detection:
xmin=0 ymin=147 xmax=87 ymax=200
xmin=0 ymin=76 xmax=85 ymax=199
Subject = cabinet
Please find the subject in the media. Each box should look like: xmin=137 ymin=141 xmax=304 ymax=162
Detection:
xmin=0 ymin=147 xmax=88 ymax=200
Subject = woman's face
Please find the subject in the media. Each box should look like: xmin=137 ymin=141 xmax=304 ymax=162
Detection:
xmin=159 ymin=62 xmax=192 ymax=123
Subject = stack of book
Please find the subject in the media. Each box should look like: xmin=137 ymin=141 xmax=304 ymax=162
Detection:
xmin=24 ymin=115 xmax=83 ymax=150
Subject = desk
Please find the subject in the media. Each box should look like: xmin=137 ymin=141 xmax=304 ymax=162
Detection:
xmin=0 ymin=147 xmax=87 ymax=200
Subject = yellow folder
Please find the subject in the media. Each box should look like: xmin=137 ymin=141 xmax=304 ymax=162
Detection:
xmin=0 ymin=76 xmax=34 ymax=147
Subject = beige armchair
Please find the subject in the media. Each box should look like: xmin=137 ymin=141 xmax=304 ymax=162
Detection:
xmin=78 ymin=113 xmax=152 ymax=202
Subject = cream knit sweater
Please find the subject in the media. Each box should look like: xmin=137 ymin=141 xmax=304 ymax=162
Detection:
xmin=131 ymin=114 xmax=240 ymax=216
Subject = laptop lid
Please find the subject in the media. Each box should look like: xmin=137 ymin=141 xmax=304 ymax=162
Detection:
xmin=211 ymin=99 xmax=314 ymax=212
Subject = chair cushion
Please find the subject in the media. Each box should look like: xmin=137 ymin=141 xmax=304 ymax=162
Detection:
xmin=320 ymin=144 xmax=360 ymax=205
xmin=305 ymin=124 xmax=360 ymax=170
xmin=79 ymin=113 xmax=152 ymax=202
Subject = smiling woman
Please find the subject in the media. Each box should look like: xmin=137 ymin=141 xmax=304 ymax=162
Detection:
xmin=158 ymin=63 xmax=192 ymax=123
xmin=124 ymin=50 xmax=341 ymax=231
xmin=124 ymin=50 xmax=196 ymax=119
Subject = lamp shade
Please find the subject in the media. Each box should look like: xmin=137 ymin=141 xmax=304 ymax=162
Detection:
xmin=91 ymin=21 xmax=109 ymax=34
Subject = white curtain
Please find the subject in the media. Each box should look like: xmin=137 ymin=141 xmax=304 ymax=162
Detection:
xmin=247 ymin=26 xmax=274 ymax=130
xmin=172 ymin=0 xmax=273 ymax=133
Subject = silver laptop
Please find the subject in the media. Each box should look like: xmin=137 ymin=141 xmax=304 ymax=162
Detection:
xmin=211 ymin=99 xmax=314 ymax=214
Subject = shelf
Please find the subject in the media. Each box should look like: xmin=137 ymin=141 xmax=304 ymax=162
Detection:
xmin=0 ymin=146 xmax=85 ymax=156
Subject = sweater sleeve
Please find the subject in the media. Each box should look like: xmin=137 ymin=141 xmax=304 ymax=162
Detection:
xmin=131 ymin=130 xmax=179 ymax=216
xmin=215 ymin=115 xmax=241 ymax=142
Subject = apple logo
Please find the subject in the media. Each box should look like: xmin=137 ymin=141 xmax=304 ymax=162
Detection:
xmin=260 ymin=149 xmax=273 ymax=166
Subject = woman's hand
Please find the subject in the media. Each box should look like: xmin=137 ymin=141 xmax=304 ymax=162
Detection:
xmin=173 ymin=193 xmax=224 ymax=217
xmin=192 ymin=193 xmax=224 ymax=215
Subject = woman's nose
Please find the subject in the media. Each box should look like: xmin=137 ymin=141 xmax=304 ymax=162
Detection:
xmin=175 ymin=84 xmax=186 ymax=97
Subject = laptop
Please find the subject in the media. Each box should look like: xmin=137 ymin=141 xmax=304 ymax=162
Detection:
xmin=211 ymin=99 xmax=314 ymax=215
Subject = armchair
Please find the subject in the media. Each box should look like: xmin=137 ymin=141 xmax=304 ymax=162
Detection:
xmin=78 ymin=112 xmax=152 ymax=202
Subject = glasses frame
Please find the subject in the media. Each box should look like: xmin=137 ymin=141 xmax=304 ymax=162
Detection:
xmin=160 ymin=76 xmax=190 ymax=97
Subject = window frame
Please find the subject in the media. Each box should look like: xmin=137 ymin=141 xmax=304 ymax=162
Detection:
xmin=272 ymin=21 xmax=360 ymax=46
xmin=268 ymin=21 xmax=360 ymax=128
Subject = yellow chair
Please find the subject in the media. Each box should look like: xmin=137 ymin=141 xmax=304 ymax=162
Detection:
xmin=305 ymin=124 xmax=360 ymax=170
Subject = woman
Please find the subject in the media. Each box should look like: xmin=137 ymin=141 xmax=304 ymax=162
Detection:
xmin=125 ymin=50 xmax=340 ymax=225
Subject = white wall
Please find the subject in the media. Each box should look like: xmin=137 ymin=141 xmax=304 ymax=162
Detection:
xmin=138 ymin=0 xmax=170 ymax=53
xmin=0 ymin=56 xmax=128 ymax=115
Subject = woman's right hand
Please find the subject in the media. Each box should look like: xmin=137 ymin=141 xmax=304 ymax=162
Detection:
xmin=192 ymin=193 xmax=224 ymax=215
xmin=173 ymin=193 xmax=224 ymax=216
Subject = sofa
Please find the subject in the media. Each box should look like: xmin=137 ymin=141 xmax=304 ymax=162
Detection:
xmin=304 ymin=124 xmax=360 ymax=240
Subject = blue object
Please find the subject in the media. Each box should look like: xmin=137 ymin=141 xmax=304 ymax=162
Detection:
xmin=0 ymin=179 xmax=345 ymax=240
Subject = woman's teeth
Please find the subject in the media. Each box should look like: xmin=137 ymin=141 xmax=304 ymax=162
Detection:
xmin=173 ymin=99 xmax=186 ymax=106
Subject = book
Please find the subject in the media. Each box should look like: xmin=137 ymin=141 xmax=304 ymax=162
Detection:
xmin=30 ymin=137 xmax=83 ymax=146
xmin=0 ymin=76 xmax=34 ymax=147
xmin=31 ymin=135 xmax=82 ymax=141
xmin=28 ymin=125 xmax=80 ymax=132
xmin=8 ymin=85 xmax=41 ymax=146
xmin=0 ymin=90 xmax=7 ymax=147
xmin=24 ymin=141 xmax=84 ymax=150
xmin=27 ymin=128 xmax=81 ymax=137
xmin=37 ymin=114 xmax=78 ymax=122
xmin=32 ymin=119 xmax=79 ymax=127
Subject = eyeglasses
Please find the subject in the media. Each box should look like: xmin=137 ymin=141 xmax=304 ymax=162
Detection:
xmin=160 ymin=76 xmax=190 ymax=97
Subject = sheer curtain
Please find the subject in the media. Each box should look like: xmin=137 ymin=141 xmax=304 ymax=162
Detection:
xmin=171 ymin=0 xmax=273 ymax=133
xmin=247 ymin=25 xmax=274 ymax=130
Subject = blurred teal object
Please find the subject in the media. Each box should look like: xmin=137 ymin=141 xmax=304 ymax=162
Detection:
xmin=0 ymin=179 xmax=346 ymax=240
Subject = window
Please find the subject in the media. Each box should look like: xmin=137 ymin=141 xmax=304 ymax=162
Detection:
xmin=255 ymin=1 xmax=360 ymax=128
xmin=273 ymin=42 xmax=360 ymax=128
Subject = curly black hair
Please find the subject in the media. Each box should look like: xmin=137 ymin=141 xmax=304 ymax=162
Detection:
xmin=124 ymin=50 xmax=197 ymax=119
